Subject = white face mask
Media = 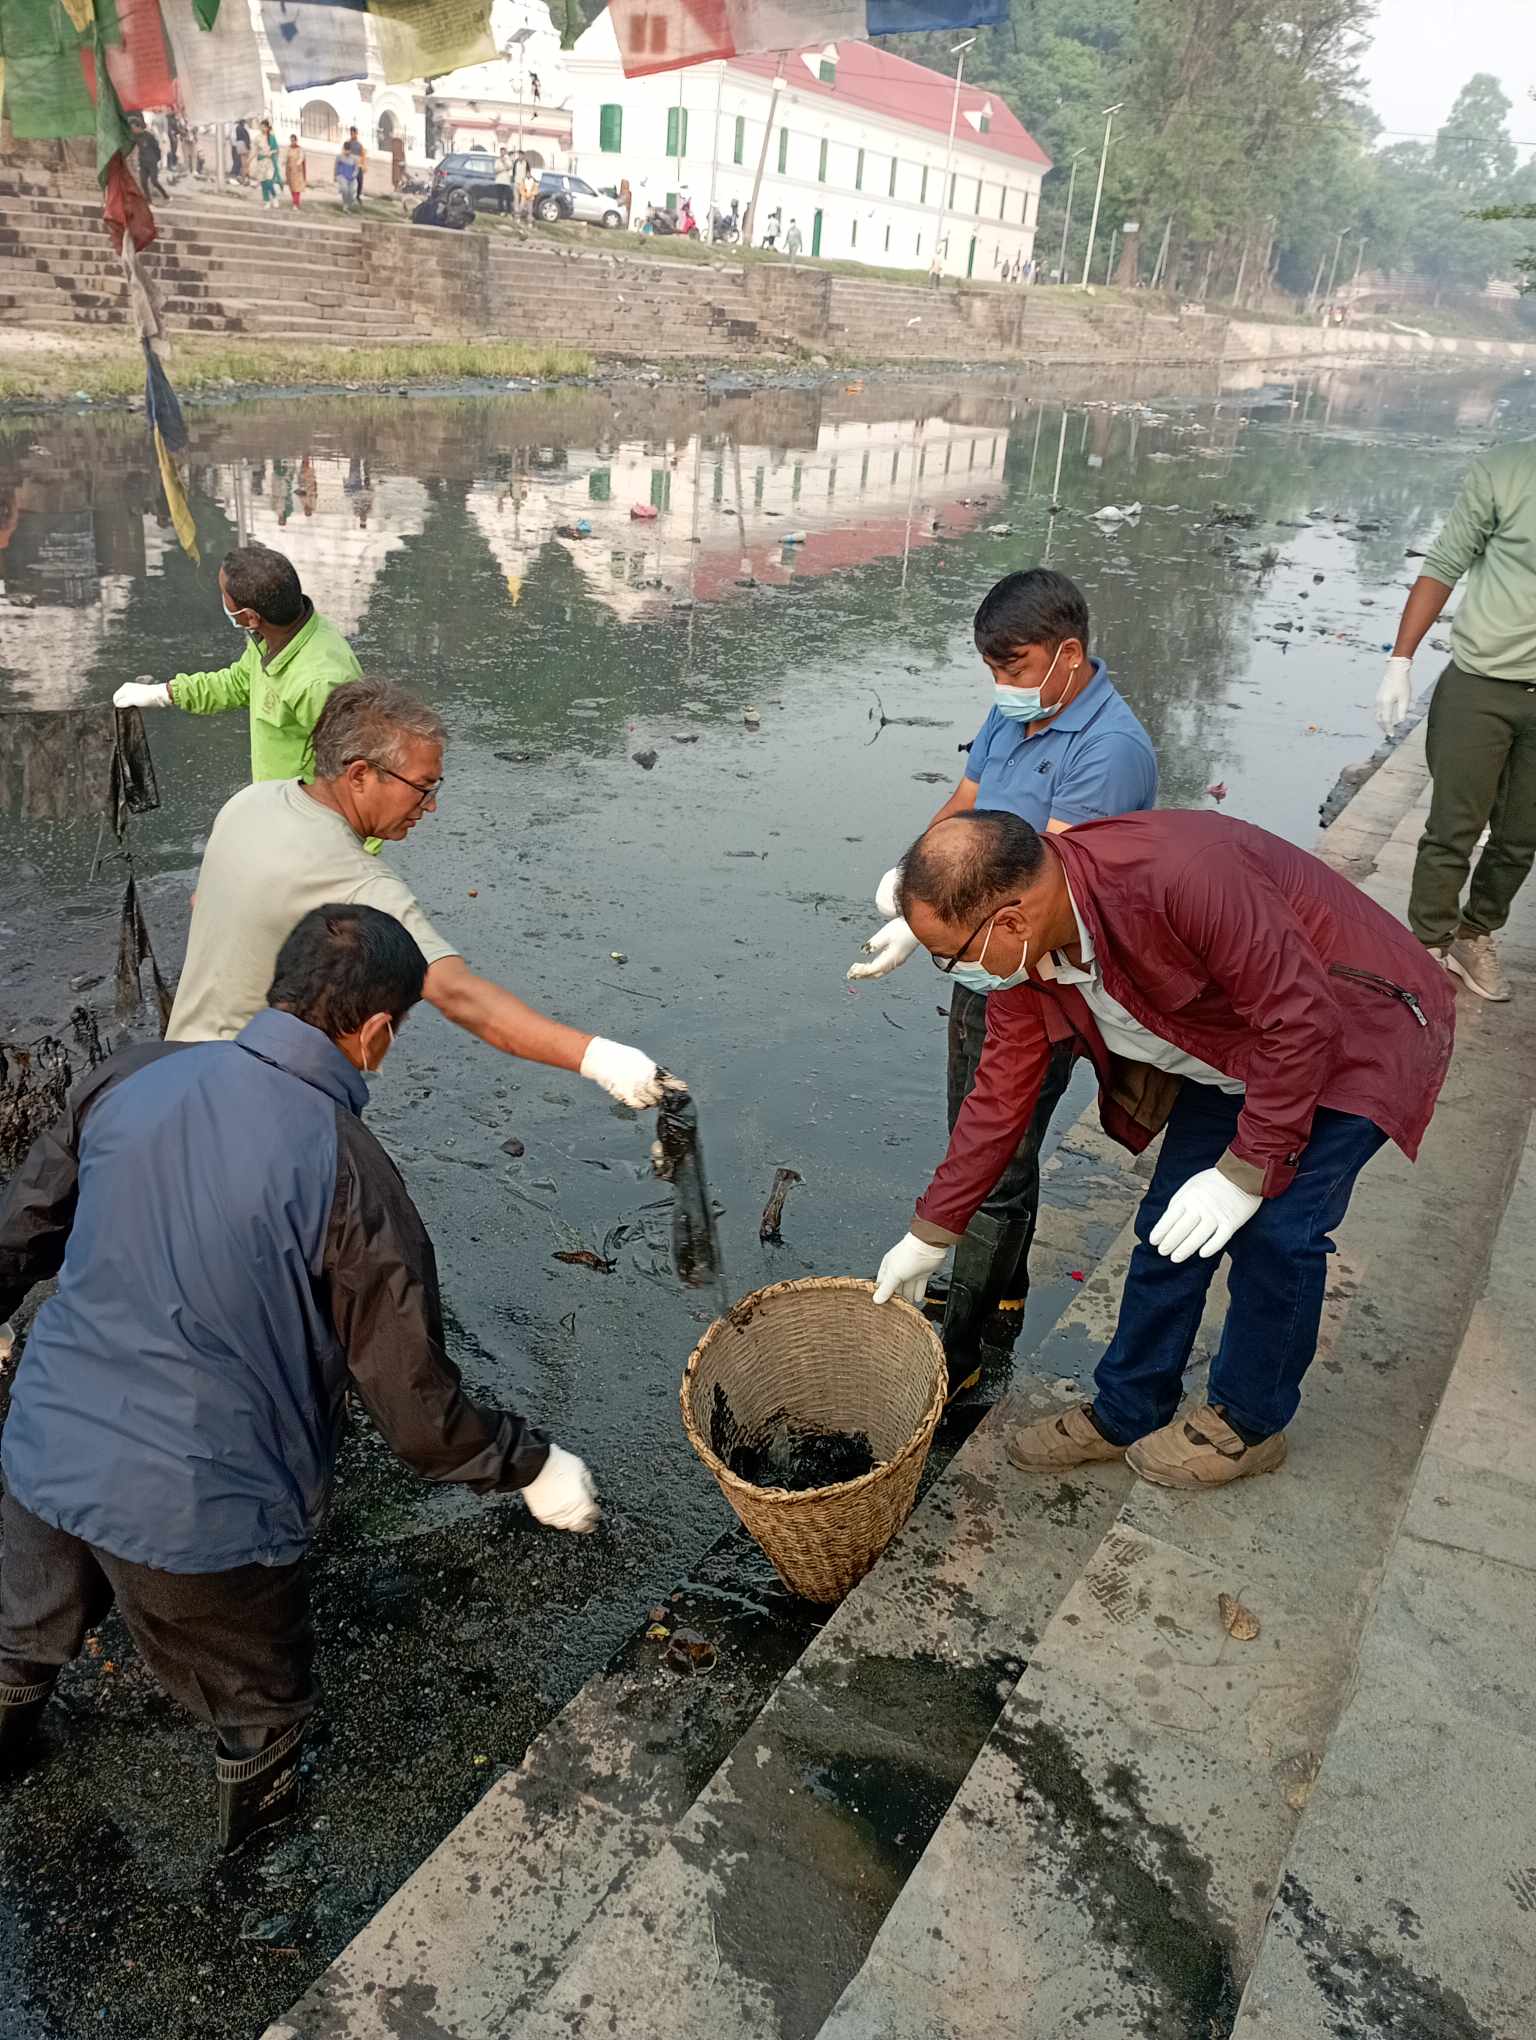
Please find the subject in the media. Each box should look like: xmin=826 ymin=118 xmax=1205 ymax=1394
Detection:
xmin=951 ymin=925 xmax=1030 ymax=996
xmin=223 ymin=601 xmax=249 ymax=631
xmin=364 ymin=1019 xmax=395 ymax=1077
xmin=993 ymin=642 xmax=1070 ymax=723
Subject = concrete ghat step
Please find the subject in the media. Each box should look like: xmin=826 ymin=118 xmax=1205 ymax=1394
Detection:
xmin=264 ymin=1114 xmax=1151 ymax=2040
xmin=819 ymin=762 xmax=1536 ymax=2039
xmin=1229 ymin=1108 xmax=1536 ymax=2038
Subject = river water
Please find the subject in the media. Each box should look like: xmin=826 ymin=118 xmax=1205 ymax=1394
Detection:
xmin=0 ymin=358 xmax=1532 ymax=2037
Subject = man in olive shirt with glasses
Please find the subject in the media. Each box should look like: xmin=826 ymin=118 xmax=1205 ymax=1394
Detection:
xmin=168 ymin=678 xmax=680 ymax=1113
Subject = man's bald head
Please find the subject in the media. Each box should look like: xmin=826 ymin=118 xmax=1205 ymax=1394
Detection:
xmin=898 ymin=811 xmax=1047 ymax=927
xmin=898 ymin=810 xmax=1074 ymax=975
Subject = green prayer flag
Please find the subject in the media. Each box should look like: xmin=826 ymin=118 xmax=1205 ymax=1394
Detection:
xmin=192 ymin=0 xmax=219 ymax=26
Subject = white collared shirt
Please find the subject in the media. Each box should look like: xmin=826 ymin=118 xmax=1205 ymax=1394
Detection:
xmin=1048 ymin=884 xmax=1245 ymax=1095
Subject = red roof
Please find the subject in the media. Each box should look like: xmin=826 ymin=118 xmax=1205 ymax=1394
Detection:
xmin=728 ymin=41 xmax=1050 ymax=171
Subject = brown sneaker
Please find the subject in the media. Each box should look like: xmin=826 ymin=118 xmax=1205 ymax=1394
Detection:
xmin=1005 ymin=1403 xmax=1126 ymax=1472
xmin=1126 ymin=1404 xmax=1287 ymax=1488
xmin=1446 ymin=931 xmax=1511 ymax=1002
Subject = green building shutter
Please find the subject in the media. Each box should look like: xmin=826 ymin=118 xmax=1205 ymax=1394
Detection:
xmin=599 ymin=104 xmax=622 ymax=152
xmin=777 ymin=126 xmax=788 ymax=173
xmin=818 ymin=137 xmax=828 ymax=181
xmin=733 ymin=114 xmax=745 ymax=164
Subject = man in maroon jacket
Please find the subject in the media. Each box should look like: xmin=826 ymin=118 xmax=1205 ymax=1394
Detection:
xmin=873 ymin=808 xmax=1455 ymax=1488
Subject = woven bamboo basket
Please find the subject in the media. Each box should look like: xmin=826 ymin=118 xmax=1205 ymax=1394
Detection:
xmin=680 ymin=1276 xmax=947 ymax=1604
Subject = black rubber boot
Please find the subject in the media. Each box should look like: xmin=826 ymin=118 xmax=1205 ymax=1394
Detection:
xmin=215 ymin=1718 xmax=306 ymax=1855
xmin=0 ymin=1675 xmax=55 ymax=1778
xmin=941 ymin=1216 xmax=1032 ymax=1398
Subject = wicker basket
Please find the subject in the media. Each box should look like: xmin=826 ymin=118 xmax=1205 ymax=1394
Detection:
xmin=680 ymin=1276 xmax=947 ymax=1604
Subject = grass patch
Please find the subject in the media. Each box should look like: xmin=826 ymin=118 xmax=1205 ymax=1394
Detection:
xmin=0 ymin=336 xmax=593 ymax=403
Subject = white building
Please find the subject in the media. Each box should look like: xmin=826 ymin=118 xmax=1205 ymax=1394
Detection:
xmin=259 ymin=0 xmax=573 ymax=180
xmin=564 ymin=11 xmax=1049 ymax=279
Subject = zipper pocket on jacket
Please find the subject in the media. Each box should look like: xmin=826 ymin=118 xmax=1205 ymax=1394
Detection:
xmin=1329 ymin=963 xmax=1428 ymax=1028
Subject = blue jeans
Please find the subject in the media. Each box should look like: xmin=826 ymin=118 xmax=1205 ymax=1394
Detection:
xmin=1092 ymin=1085 xmax=1387 ymax=1444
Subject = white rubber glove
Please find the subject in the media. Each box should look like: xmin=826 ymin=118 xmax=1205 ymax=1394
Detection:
xmin=1148 ymin=1169 xmax=1263 ymax=1265
xmin=579 ymin=1037 xmax=672 ymax=1109
xmin=113 ymin=679 xmax=172 ymax=710
xmin=873 ymin=1230 xmax=948 ymax=1306
xmin=1375 ymin=656 xmax=1412 ymax=733
xmin=0 ymin=1321 xmax=13 ymax=1369
xmin=847 ymin=917 xmax=920 ymax=982
xmin=522 ymin=1442 xmax=600 ymax=1532
xmin=874 ymin=864 xmax=903 ymax=919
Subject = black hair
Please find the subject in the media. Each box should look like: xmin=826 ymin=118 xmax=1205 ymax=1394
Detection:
xmin=897 ymin=810 xmax=1048 ymax=928
xmin=973 ymin=568 xmax=1091 ymax=663
xmin=222 ymin=544 xmax=304 ymax=627
xmin=267 ymin=905 xmax=427 ymax=1036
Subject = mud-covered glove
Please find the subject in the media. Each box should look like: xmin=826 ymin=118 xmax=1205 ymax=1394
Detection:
xmin=873 ymin=1230 xmax=947 ymax=1306
xmin=113 ymin=678 xmax=172 ymax=710
xmin=1375 ymin=656 xmax=1412 ymax=734
xmin=847 ymin=917 xmax=920 ymax=982
xmin=0 ymin=1321 xmax=13 ymax=1370
xmin=1149 ymin=1169 xmax=1262 ymax=1264
xmin=874 ymin=864 xmax=903 ymax=918
xmin=522 ymin=1443 xmax=600 ymax=1532
xmin=579 ymin=1037 xmax=676 ymax=1109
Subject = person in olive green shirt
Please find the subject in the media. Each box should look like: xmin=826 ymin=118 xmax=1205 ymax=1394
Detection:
xmin=113 ymin=544 xmax=360 ymax=784
xmin=1376 ymin=438 xmax=1536 ymax=1004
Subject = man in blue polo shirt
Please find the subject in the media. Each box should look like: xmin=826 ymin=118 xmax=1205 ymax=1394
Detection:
xmin=850 ymin=568 xmax=1156 ymax=1390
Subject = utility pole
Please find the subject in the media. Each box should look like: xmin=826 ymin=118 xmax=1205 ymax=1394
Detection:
xmin=675 ymin=65 xmax=685 ymax=202
xmin=1150 ymin=213 xmax=1172 ymax=291
xmin=932 ymin=36 xmax=975 ymax=278
xmin=1056 ymin=147 xmax=1086 ymax=284
xmin=1232 ymin=232 xmax=1249 ymax=308
xmin=1320 ymin=225 xmax=1347 ymax=320
xmin=1079 ymin=101 xmax=1123 ymax=289
xmin=706 ymin=60 xmax=725 ymax=235
xmin=743 ymin=51 xmax=787 ymax=246
xmin=1351 ymin=232 xmax=1368 ymax=293
xmin=1104 ymin=229 xmax=1117 ymax=285
xmin=1305 ymin=243 xmax=1329 ymax=316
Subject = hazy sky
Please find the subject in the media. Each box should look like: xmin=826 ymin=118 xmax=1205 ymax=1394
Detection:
xmin=1361 ymin=0 xmax=1534 ymax=149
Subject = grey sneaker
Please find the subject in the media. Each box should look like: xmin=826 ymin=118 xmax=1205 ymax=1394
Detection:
xmin=1446 ymin=932 xmax=1511 ymax=1002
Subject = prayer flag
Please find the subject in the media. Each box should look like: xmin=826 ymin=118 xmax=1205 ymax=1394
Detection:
xmin=260 ymin=0 xmax=368 ymax=92
xmin=609 ymin=0 xmax=1005 ymax=75
xmin=369 ymin=0 xmax=494 ymax=85
xmin=162 ymin=0 xmax=263 ymax=120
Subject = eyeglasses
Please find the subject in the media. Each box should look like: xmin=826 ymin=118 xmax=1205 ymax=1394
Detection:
xmin=373 ymin=764 xmax=443 ymax=806
xmin=932 ymin=898 xmax=1024 ymax=974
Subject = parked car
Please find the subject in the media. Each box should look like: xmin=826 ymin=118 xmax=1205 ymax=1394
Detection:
xmin=430 ymin=151 xmax=514 ymax=213
xmin=533 ymin=172 xmax=625 ymax=228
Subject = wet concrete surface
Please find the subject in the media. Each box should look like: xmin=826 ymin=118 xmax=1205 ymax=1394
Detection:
xmin=1 ymin=360 xmax=1534 ymax=2038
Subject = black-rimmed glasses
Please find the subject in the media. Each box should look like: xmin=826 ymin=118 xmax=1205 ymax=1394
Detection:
xmin=931 ymin=898 xmax=1024 ymax=974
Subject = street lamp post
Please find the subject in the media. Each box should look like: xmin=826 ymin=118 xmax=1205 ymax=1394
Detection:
xmin=932 ymin=35 xmax=975 ymax=279
xmin=504 ymin=25 xmax=534 ymax=162
xmin=1056 ymin=146 xmax=1086 ymax=285
xmin=743 ymin=51 xmax=787 ymax=246
xmin=1079 ymin=101 xmax=1123 ymax=288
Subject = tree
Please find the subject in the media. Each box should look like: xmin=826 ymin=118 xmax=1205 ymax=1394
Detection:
xmin=1433 ymin=73 xmax=1517 ymax=194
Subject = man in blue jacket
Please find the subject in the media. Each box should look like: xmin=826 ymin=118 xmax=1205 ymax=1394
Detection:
xmin=849 ymin=569 xmax=1157 ymax=1391
xmin=0 ymin=905 xmax=599 ymax=1852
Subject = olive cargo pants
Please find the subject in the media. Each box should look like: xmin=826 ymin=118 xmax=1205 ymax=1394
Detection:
xmin=1409 ymin=662 xmax=1536 ymax=946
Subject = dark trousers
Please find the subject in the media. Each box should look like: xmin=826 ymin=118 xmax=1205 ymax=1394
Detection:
xmin=1091 ymin=1085 xmax=1387 ymax=1444
xmin=948 ymin=981 xmax=1075 ymax=1285
xmin=0 ymin=1494 xmax=315 ymax=1754
xmin=1409 ymin=661 xmax=1536 ymax=945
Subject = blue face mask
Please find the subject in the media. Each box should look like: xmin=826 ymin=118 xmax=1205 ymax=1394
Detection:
xmin=223 ymin=601 xmax=248 ymax=631
xmin=993 ymin=642 xmax=1069 ymax=723
xmin=951 ymin=921 xmax=1030 ymax=996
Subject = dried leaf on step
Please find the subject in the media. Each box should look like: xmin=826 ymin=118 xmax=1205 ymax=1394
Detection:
xmin=1218 ymin=1592 xmax=1260 ymax=1642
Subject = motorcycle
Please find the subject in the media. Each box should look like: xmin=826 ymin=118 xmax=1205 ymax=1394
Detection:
xmin=645 ymin=203 xmax=700 ymax=240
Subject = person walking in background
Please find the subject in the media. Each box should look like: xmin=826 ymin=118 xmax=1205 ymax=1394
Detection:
xmin=387 ymin=130 xmax=405 ymax=190
xmin=257 ymin=120 xmax=281 ymax=208
xmin=334 ymin=145 xmax=358 ymax=212
xmin=131 ymin=118 xmax=168 ymax=202
xmin=0 ymin=905 xmax=601 ymax=1849
xmin=928 ymin=249 xmax=943 ymax=290
xmin=231 ymin=119 xmax=250 ymax=182
xmin=345 ymin=127 xmax=367 ymax=203
xmin=285 ymin=136 xmax=307 ymax=209
xmin=1378 ymin=437 xmax=1536 ymax=1002
xmin=784 ymin=218 xmax=803 ymax=257
xmin=619 ymin=176 xmax=633 ymax=225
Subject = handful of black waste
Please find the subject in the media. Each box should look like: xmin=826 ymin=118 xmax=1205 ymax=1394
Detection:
xmin=709 ymin=1383 xmax=877 ymax=1493
xmin=652 ymin=1084 xmax=728 ymax=1310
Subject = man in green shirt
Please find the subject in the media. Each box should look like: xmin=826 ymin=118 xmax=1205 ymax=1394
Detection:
xmin=1377 ymin=439 xmax=1536 ymax=1003
xmin=113 ymin=544 xmax=360 ymax=784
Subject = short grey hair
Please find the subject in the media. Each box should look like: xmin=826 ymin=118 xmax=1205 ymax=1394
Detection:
xmin=311 ymin=679 xmax=446 ymax=780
